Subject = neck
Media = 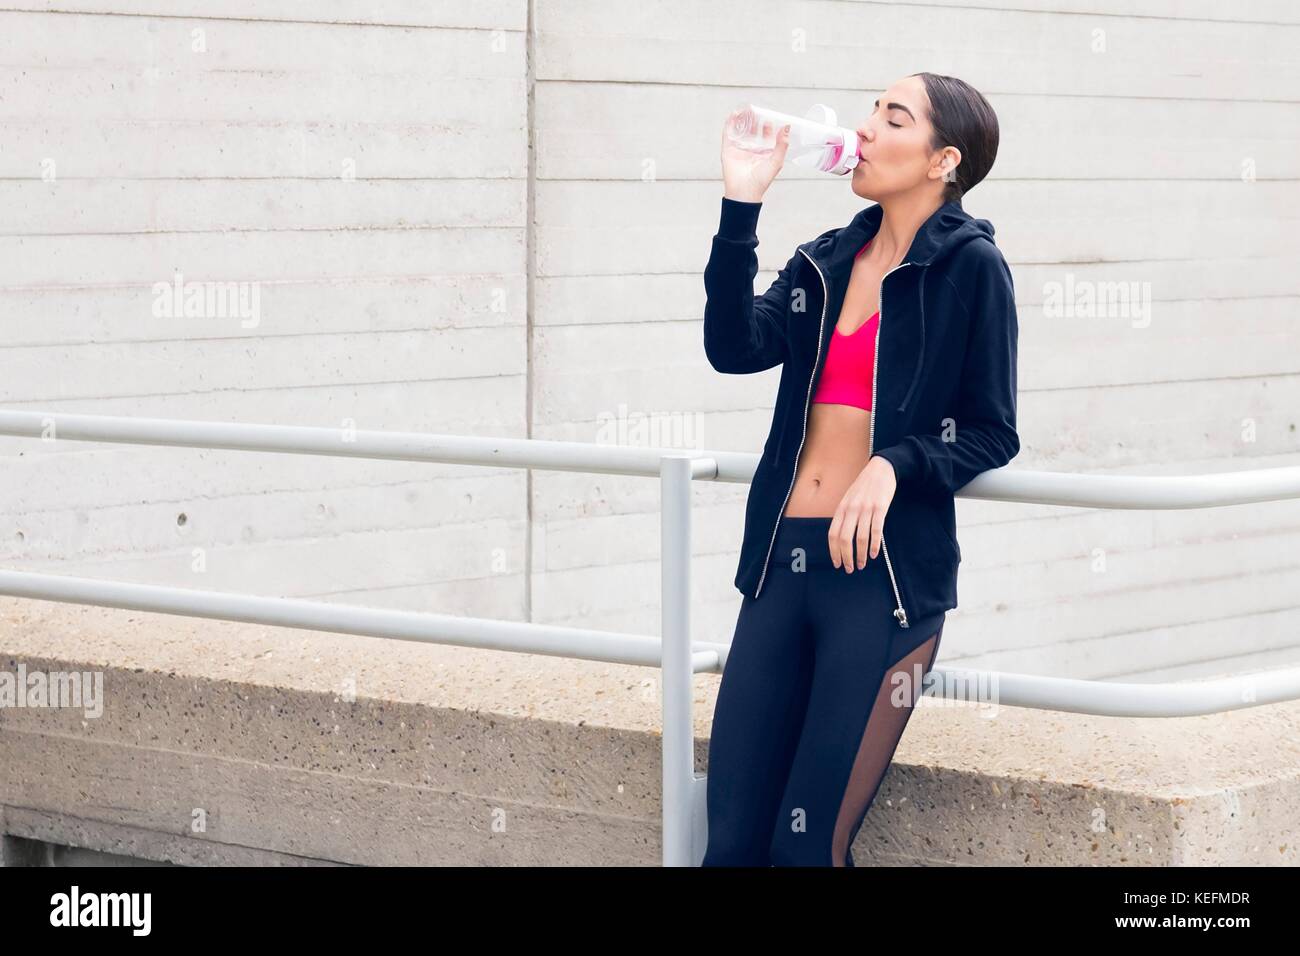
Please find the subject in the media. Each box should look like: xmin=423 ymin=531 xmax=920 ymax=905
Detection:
xmin=868 ymin=192 xmax=946 ymax=267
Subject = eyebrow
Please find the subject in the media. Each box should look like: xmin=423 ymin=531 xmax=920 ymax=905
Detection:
xmin=873 ymin=98 xmax=915 ymax=121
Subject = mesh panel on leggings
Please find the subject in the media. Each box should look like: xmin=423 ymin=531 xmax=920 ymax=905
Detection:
xmin=830 ymin=628 xmax=943 ymax=867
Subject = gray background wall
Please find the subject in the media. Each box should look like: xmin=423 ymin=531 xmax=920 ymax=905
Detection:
xmin=1 ymin=0 xmax=1297 ymax=682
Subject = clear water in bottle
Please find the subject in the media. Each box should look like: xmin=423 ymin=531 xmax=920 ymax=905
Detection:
xmin=727 ymin=103 xmax=860 ymax=176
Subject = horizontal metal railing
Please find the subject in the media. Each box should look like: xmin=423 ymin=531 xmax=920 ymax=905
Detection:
xmin=0 ymin=568 xmax=728 ymax=673
xmin=3 ymin=408 xmax=1300 ymax=865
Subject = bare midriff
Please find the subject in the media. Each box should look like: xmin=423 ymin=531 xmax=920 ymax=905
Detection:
xmin=782 ymin=404 xmax=873 ymax=517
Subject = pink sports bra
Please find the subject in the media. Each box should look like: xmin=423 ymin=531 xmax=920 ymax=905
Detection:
xmin=812 ymin=239 xmax=878 ymax=412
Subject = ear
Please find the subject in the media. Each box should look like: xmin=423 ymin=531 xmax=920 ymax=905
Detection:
xmin=934 ymin=145 xmax=961 ymax=186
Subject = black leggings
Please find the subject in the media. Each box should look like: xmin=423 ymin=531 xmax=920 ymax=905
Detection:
xmin=702 ymin=515 xmax=946 ymax=867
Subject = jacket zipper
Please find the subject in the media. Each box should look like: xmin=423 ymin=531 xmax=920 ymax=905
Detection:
xmin=874 ymin=261 xmax=911 ymax=628
xmin=753 ymin=247 xmax=912 ymax=631
xmin=754 ymin=247 xmax=826 ymax=599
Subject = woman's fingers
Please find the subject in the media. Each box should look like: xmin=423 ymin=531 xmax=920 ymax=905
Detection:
xmin=826 ymin=511 xmax=844 ymax=569
xmin=856 ymin=509 xmax=873 ymax=569
xmin=764 ymin=125 xmax=786 ymax=179
xmin=869 ymin=506 xmax=885 ymax=560
xmin=833 ymin=510 xmax=860 ymax=573
xmin=828 ymin=505 xmax=884 ymax=572
xmin=774 ymin=124 xmax=791 ymax=159
xmin=829 ymin=495 xmax=892 ymax=572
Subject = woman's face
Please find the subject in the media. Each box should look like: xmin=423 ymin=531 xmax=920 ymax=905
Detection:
xmin=851 ymin=75 xmax=955 ymax=202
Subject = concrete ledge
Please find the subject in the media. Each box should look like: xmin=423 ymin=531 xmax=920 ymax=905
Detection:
xmin=2 ymin=596 xmax=1298 ymax=865
xmin=0 ymin=596 xmax=679 ymax=866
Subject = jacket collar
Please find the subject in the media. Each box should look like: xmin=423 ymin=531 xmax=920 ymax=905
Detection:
xmin=800 ymin=198 xmax=995 ymax=282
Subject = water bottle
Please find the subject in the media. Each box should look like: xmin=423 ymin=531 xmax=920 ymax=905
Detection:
xmin=726 ymin=103 xmax=860 ymax=176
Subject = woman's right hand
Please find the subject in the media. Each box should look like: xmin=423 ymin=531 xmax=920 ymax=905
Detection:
xmin=721 ymin=109 xmax=790 ymax=204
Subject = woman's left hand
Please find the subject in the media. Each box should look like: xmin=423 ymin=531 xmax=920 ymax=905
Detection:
xmin=828 ymin=456 xmax=898 ymax=572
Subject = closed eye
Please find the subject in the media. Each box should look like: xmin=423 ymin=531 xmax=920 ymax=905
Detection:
xmin=873 ymin=96 xmax=917 ymax=127
xmin=888 ymin=121 xmax=902 ymax=128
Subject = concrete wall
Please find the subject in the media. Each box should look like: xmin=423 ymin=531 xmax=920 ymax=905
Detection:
xmin=0 ymin=2 xmax=535 ymax=631
xmin=2 ymin=1 xmax=1299 ymax=687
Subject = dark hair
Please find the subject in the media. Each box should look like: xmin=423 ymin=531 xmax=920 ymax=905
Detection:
xmin=909 ymin=72 xmax=999 ymax=203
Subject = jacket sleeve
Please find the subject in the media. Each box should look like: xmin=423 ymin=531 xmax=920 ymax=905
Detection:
xmin=702 ymin=197 xmax=799 ymax=374
xmin=873 ymin=244 xmax=1020 ymax=494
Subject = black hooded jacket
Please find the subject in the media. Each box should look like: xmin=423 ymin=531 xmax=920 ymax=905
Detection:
xmin=702 ymin=195 xmax=1020 ymax=629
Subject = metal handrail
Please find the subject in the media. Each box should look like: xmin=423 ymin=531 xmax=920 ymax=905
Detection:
xmin=3 ymin=408 xmax=1300 ymax=865
xmin=0 ymin=568 xmax=727 ymax=673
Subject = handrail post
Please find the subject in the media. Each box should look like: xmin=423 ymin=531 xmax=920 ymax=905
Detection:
xmin=660 ymin=454 xmax=697 ymax=866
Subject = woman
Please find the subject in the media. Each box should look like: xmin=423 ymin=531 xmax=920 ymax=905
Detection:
xmin=700 ymin=73 xmax=1020 ymax=867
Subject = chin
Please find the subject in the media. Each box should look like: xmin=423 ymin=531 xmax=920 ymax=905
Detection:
xmin=850 ymin=177 xmax=879 ymax=203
